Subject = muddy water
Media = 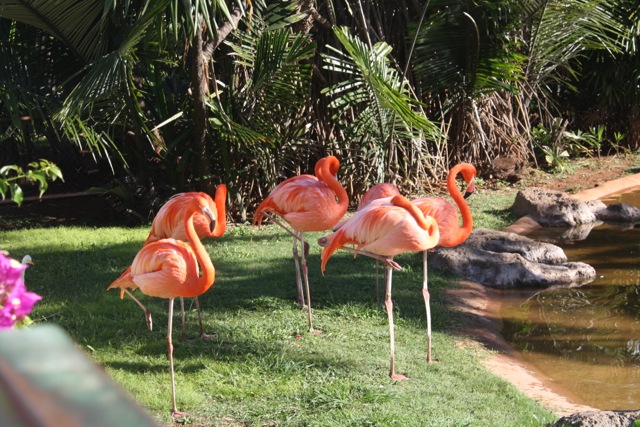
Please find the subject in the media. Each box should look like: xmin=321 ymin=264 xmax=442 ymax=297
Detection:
xmin=499 ymin=188 xmax=640 ymax=410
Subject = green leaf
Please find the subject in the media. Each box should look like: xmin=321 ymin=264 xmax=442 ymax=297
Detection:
xmin=10 ymin=183 xmax=23 ymax=207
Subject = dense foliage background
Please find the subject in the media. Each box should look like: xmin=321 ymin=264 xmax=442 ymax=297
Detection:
xmin=1 ymin=0 xmax=639 ymax=221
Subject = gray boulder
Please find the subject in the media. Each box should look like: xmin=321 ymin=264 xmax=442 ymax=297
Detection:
xmin=555 ymin=410 xmax=640 ymax=427
xmin=596 ymin=203 xmax=640 ymax=223
xmin=429 ymin=228 xmax=595 ymax=289
xmin=511 ymin=187 xmax=606 ymax=227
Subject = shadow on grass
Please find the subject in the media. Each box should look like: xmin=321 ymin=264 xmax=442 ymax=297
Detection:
xmin=4 ymin=224 xmax=460 ymax=380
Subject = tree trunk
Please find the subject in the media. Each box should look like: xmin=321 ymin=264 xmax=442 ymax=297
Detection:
xmin=191 ymin=23 xmax=214 ymax=194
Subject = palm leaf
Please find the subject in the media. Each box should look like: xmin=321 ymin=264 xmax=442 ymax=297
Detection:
xmin=0 ymin=0 xmax=109 ymax=61
xmin=323 ymin=26 xmax=441 ymax=146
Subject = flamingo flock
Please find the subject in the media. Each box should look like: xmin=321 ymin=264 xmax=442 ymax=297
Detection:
xmin=108 ymin=156 xmax=476 ymax=415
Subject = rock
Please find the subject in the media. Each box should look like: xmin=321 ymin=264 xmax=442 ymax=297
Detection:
xmin=596 ymin=203 xmax=640 ymax=223
xmin=511 ymin=187 xmax=605 ymax=227
xmin=429 ymin=228 xmax=596 ymax=289
xmin=555 ymin=409 xmax=640 ymax=427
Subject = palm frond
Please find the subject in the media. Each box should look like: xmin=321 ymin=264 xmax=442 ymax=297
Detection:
xmin=0 ymin=0 xmax=109 ymax=61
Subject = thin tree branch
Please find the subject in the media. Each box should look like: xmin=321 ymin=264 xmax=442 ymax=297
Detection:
xmin=203 ymin=0 xmax=249 ymax=60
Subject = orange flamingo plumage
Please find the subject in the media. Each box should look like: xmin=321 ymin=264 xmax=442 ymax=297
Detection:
xmin=253 ymin=155 xmax=349 ymax=333
xmin=145 ymin=186 xmax=226 ymax=339
xmin=116 ymin=186 xmax=227 ymax=338
xmin=412 ymin=163 xmax=476 ymax=363
xmin=108 ymin=193 xmax=216 ymax=417
xmin=357 ymin=183 xmax=401 ymax=211
xmin=318 ymin=194 xmax=440 ymax=380
xmin=350 ymin=183 xmax=403 ymax=301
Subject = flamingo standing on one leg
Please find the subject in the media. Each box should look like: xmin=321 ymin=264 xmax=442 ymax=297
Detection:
xmin=346 ymin=183 xmax=402 ymax=303
xmin=318 ymin=194 xmax=440 ymax=380
xmin=253 ymin=155 xmax=349 ymax=333
xmin=108 ymin=194 xmax=217 ymax=417
xmin=115 ymin=185 xmax=227 ymax=339
xmin=412 ymin=163 xmax=476 ymax=363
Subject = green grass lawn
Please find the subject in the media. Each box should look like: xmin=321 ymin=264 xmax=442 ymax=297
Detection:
xmin=0 ymin=203 xmax=557 ymax=427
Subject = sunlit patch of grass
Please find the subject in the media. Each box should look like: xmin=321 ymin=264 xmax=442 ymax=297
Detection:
xmin=1 ymin=224 xmax=556 ymax=426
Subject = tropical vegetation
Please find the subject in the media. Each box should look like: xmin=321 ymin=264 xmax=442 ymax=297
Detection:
xmin=1 ymin=0 xmax=639 ymax=221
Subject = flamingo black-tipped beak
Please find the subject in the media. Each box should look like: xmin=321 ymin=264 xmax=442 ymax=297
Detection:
xmin=201 ymin=205 xmax=216 ymax=232
xmin=463 ymin=181 xmax=476 ymax=199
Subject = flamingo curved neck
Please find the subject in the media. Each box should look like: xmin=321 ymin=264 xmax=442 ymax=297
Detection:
xmin=184 ymin=211 xmax=215 ymax=286
xmin=213 ymin=185 xmax=227 ymax=237
xmin=447 ymin=165 xmax=473 ymax=243
xmin=391 ymin=196 xmax=429 ymax=230
xmin=319 ymin=162 xmax=349 ymax=213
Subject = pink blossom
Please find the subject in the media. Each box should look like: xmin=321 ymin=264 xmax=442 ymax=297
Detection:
xmin=0 ymin=252 xmax=42 ymax=329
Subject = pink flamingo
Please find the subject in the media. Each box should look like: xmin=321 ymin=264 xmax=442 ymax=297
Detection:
xmin=253 ymin=156 xmax=349 ymax=333
xmin=115 ymin=186 xmax=227 ymax=339
xmin=357 ymin=183 xmax=401 ymax=210
xmin=352 ymin=183 xmax=402 ymax=301
xmin=318 ymin=194 xmax=440 ymax=380
xmin=412 ymin=163 xmax=476 ymax=363
xmin=108 ymin=194 xmax=216 ymax=417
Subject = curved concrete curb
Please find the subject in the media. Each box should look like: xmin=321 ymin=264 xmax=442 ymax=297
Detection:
xmin=573 ymin=171 xmax=640 ymax=202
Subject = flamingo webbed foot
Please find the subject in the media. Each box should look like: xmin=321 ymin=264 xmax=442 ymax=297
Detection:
xmin=172 ymin=410 xmax=188 ymax=418
xmin=390 ymin=373 xmax=409 ymax=381
xmin=310 ymin=328 xmax=324 ymax=335
xmin=385 ymin=259 xmax=402 ymax=271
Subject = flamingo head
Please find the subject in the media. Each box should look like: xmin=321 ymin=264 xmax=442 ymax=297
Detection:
xmin=192 ymin=194 xmax=216 ymax=232
xmin=315 ymin=155 xmax=340 ymax=178
xmin=460 ymin=164 xmax=477 ymax=199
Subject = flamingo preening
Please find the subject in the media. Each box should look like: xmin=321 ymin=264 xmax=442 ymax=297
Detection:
xmin=253 ymin=156 xmax=349 ymax=333
xmin=318 ymin=194 xmax=440 ymax=380
xmin=357 ymin=183 xmax=401 ymax=211
xmin=354 ymin=183 xmax=402 ymax=302
xmin=108 ymin=194 xmax=217 ymax=417
xmin=412 ymin=163 xmax=476 ymax=363
xmin=115 ymin=185 xmax=227 ymax=339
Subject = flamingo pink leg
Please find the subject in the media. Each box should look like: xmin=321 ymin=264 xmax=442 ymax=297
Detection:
xmin=330 ymin=245 xmax=402 ymax=271
xmin=194 ymin=297 xmax=214 ymax=339
xmin=297 ymin=230 xmax=322 ymax=334
xmin=263 ymin=212 xmax=311 ymax=309
xmin=422 ymin=250 xmax=434 ymax=363
xmin=263 ymin=212 xmax=317 ymax=333
xmin=291 ymin=234 xmax=306 ymax=309
xmin=384 ymin=264 xmax=408 ymax=381
xmin=180 ymin=297 xmax=215 ymax=341
xmin=167 ymin=298 xmax=187 ymax=417
xmin=180 ymin=297 xmax=187 ymax=340
xmin=123 ymin=289 xmax=153 ymax=331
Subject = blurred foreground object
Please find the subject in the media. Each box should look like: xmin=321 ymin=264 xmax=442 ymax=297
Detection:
xmin=0 ymin=324 xmax=159 ymax=427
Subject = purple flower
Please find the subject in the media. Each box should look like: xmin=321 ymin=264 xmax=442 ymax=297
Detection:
xmin=0 ymin=252 xmax=42 ymax=329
